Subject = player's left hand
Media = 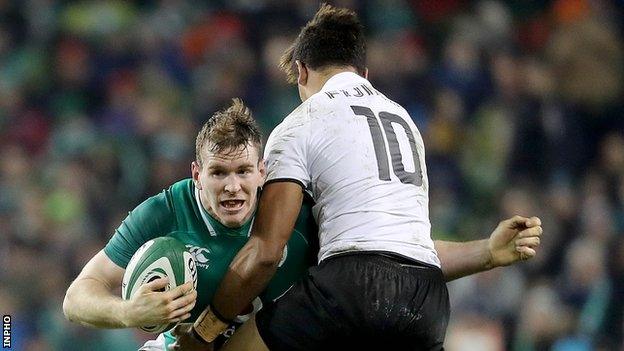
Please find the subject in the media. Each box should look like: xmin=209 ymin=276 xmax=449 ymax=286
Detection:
xmin=487 ymin=215 xmax=543 ymax=268
xmin=169 ymin=323 xmax=214 ymax=351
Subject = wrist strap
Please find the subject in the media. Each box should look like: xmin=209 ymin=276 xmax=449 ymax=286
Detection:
xmin=191 ymin=326 xmax=210 ymax=345
xmin=192 ymin=306 xmax=230 ymax=343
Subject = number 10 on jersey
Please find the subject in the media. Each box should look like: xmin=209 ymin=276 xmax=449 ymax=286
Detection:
xmin=351 ymin=105 xmax=423 ymax=186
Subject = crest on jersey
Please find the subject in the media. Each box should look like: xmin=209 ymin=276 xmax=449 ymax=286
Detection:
xmin=186 ymin=245 xmax=210 ymax=269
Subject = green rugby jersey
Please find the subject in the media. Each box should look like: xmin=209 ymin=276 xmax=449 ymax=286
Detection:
xmin=104 ymin=178 xmax=318 ymax=323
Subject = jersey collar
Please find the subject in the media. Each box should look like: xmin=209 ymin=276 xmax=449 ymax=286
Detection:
xmin=320 ymin=71 xmax=369 ymax=93
xmin=194 ymin=187 xmax=255 ymax=237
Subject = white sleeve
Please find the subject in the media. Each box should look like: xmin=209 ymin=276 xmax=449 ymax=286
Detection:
xmin=263 ymin=106 xmax=311 ymax=188
xmin=138 ymin=333 xmax=167 ymax=351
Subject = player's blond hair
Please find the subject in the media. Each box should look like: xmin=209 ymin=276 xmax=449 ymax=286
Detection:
xmin=279 ymin=3 xmax=366 ymax=84
xmin=195 ymin=98 xmax=262 ymax=165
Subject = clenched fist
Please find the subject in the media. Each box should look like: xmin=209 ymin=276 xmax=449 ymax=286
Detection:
xmin=488 ymin=215 xmax=543 ymax=268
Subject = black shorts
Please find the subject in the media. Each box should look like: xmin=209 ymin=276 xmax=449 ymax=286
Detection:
xmin=256 ymin=251 xmax=450 ymax=351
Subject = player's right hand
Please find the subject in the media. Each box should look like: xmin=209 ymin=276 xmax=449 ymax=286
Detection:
xmin=123 ymin=278 xmax=197 ymax=328
xmin=487 ymin=215 xmax=543 ymax=268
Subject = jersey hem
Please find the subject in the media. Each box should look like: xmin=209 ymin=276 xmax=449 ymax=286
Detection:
xmin=322 ymin=250 xmax=441 ymax=269
xmin=320 ymin=246 xmax=440 ymax=268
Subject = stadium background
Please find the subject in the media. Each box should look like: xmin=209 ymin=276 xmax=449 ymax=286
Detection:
xmin=1 ymin=0 xmax=623 ymax=350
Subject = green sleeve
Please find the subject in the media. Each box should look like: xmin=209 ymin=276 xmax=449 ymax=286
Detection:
xmin=103 ymin=191 xmax=176 ymax=268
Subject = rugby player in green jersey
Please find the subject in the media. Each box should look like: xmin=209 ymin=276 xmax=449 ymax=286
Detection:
xmin=63 ymin=99 xmax=317 ymax=350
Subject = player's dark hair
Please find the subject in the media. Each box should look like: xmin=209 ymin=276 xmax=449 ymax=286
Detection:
xmin=195 ymin=98 xmax=262 ymax=165
xmin=279 ymin=3 xmax=366 ymax=84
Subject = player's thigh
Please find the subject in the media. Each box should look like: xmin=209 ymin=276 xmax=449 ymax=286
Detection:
xmin=221 ymin=316 xmax=268 ymax=351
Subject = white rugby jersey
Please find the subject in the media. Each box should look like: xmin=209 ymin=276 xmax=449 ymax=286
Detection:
xmin=264 ymin=72 xmax=440 ymax=267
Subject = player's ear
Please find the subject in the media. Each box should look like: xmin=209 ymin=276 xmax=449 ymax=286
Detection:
xmin=191 ymin=161 xmax=202 ymax=190
xmin=296 ymin=60 xmax=308 ymax=86
xmin=363 ymin=67 xmax=369 ymax=79
xmin=258 ymin=159 xmax=267 ymax=180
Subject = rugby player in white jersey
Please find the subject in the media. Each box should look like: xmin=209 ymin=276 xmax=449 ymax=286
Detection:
xmin=173 ymin=4 xmax=543 ymax=351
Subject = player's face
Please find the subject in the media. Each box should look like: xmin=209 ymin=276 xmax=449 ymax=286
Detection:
xmin=192 ymin=144 xmax=265 ymax=228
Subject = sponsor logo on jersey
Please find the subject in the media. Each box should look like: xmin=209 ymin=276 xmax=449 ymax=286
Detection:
xmin=186 ymin=245 xmax=210 ymax=269
xmin=185 ymin=244 xmax=284 ymax=269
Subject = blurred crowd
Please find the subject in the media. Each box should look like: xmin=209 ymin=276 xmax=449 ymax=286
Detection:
xmin=1 ymin=0 xmax=623 ymax=350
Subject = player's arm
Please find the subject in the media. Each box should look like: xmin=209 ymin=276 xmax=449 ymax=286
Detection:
xmin=435 ymin=215 xmax=542 ymax=281
xmin=190 ymin=181 xmax=303 ymax=344
xmin=63 ymin=250 xmax=196 ymax=328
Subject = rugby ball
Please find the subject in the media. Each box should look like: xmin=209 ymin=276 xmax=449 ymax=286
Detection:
xmin=122 ymin=237 xmax=198 ymax=333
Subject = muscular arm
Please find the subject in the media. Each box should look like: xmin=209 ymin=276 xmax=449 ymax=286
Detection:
xmin=435 ymin=239 xmax=492 ymax=282
xmin=63 ymin=250 xmax=196 ymax=329
xmin=63 ymin=250 xmax=131 ymax=328
xmin=435 ymin=216 xmax=543 ymax=282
